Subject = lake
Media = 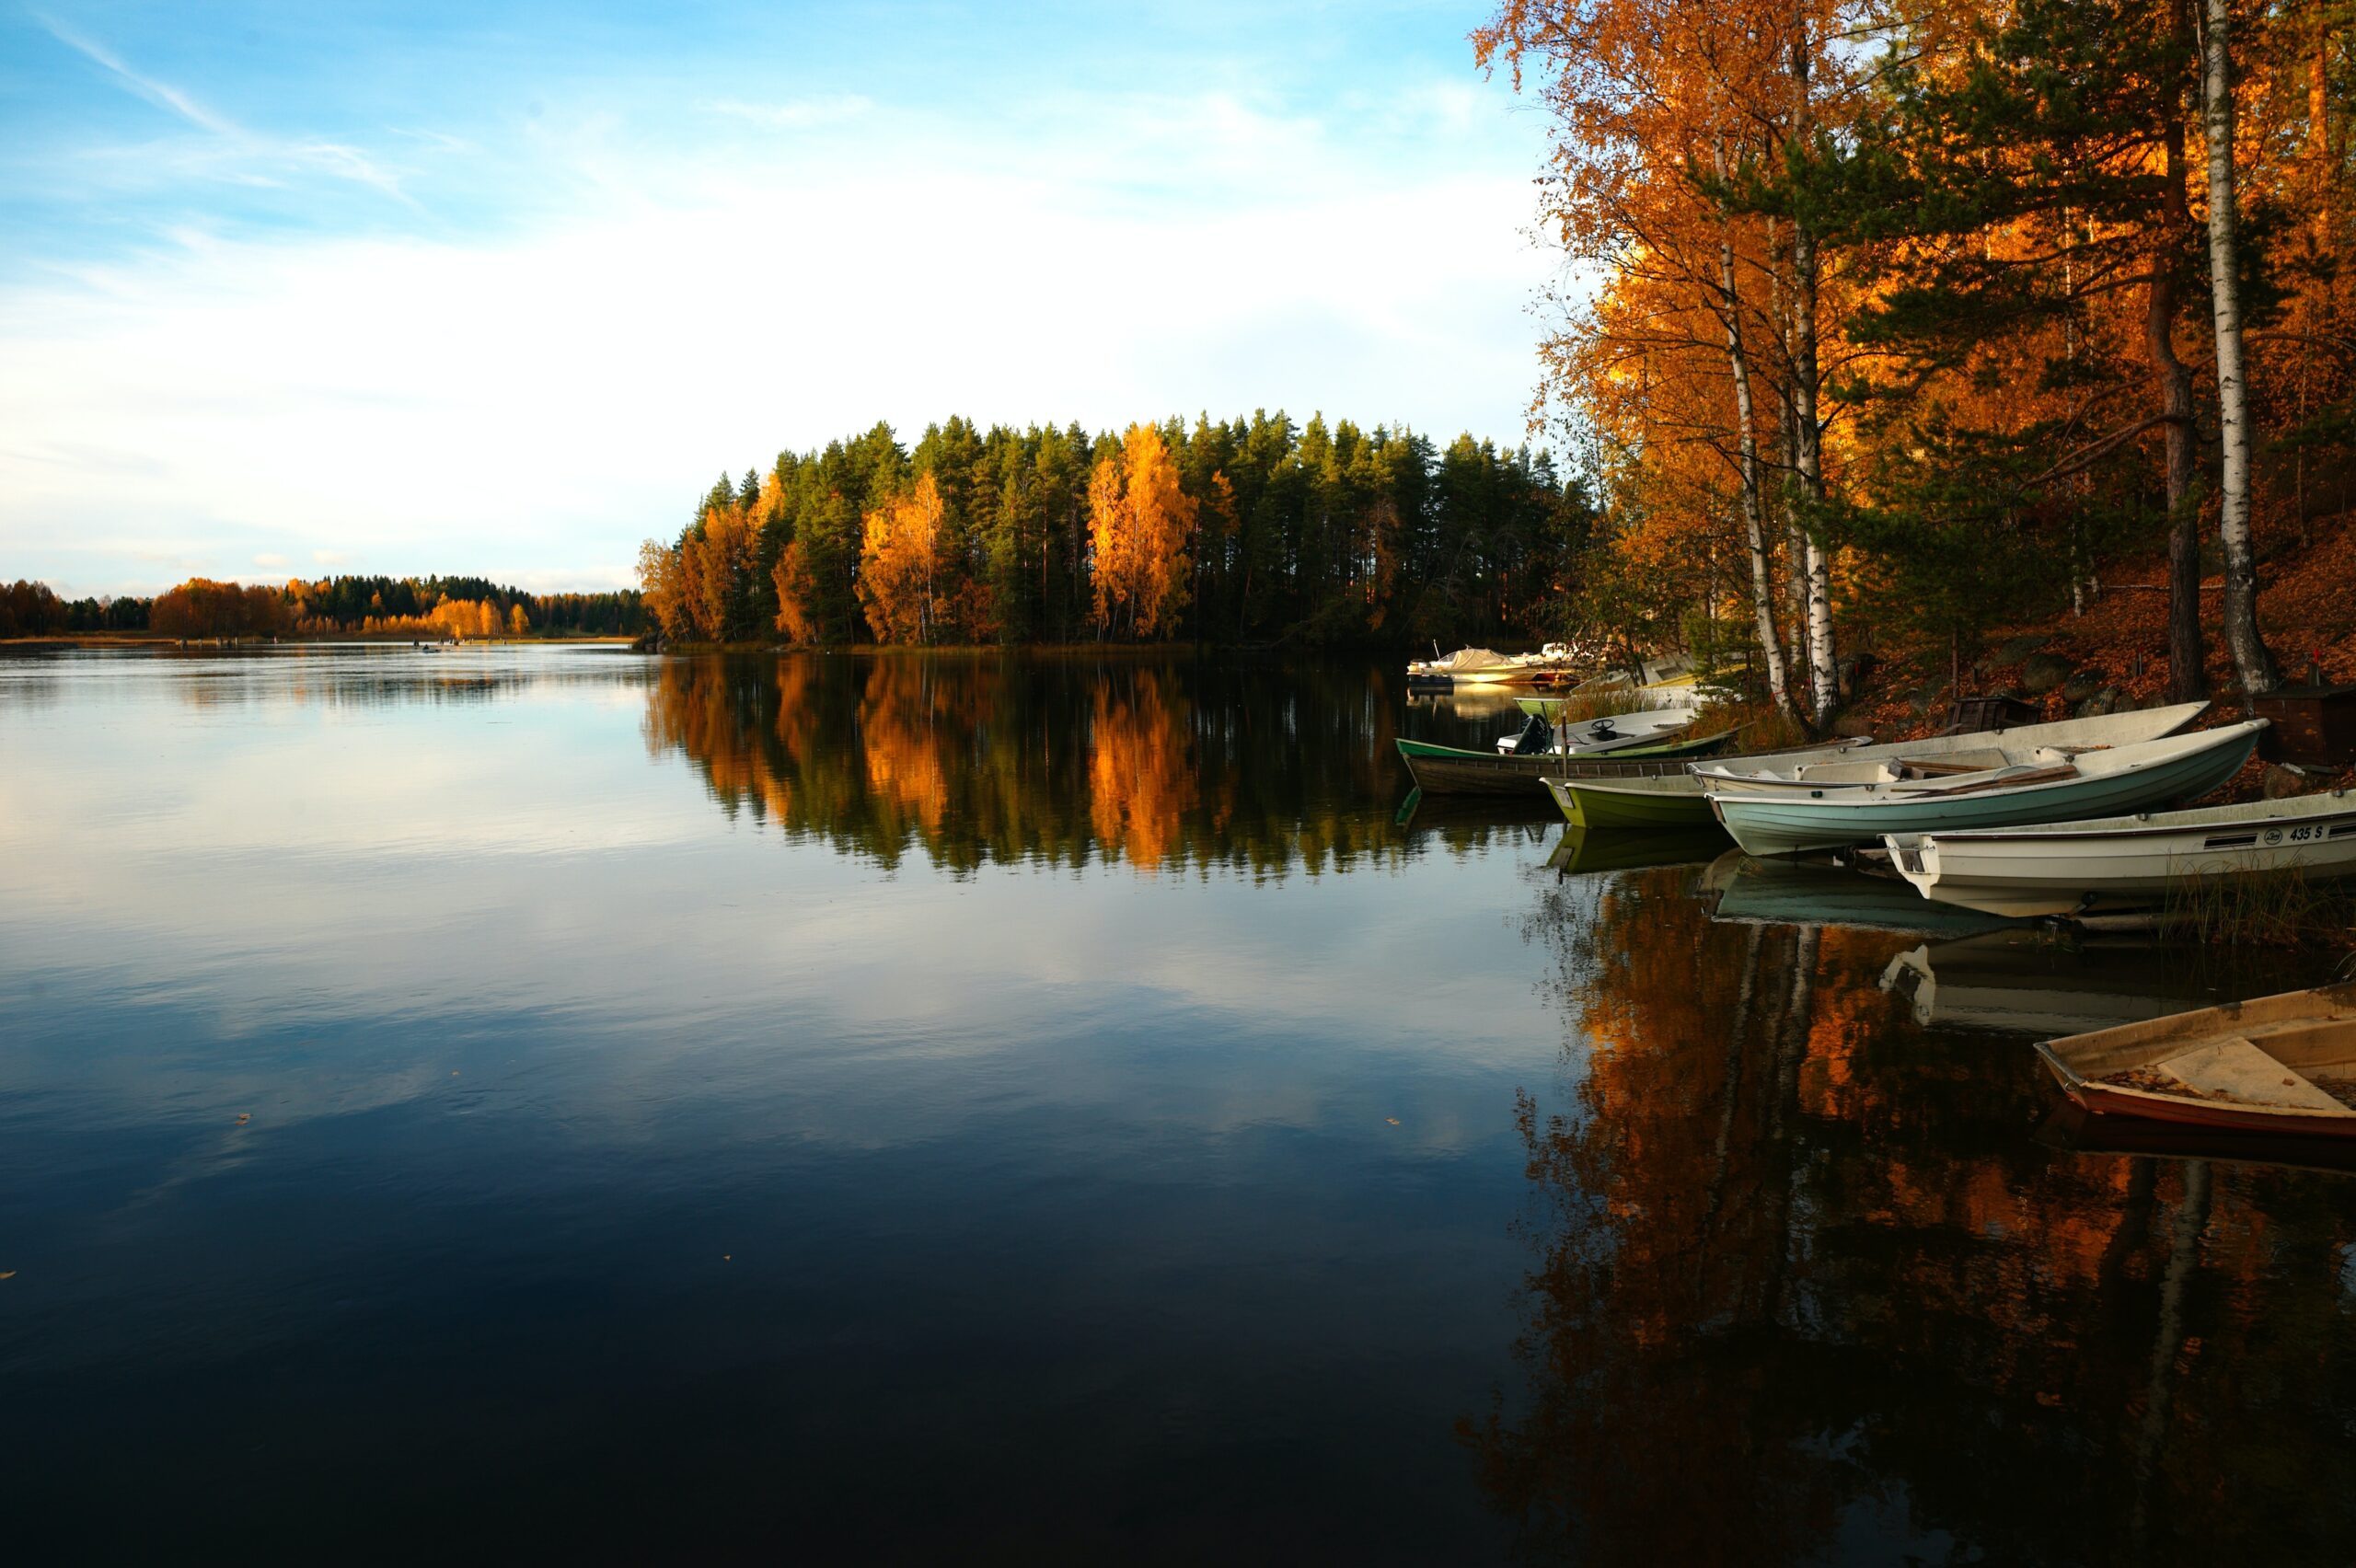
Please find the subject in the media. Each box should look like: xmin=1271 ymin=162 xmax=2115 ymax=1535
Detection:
xmin=4 ymin=644 xmax=2354 ymax=1564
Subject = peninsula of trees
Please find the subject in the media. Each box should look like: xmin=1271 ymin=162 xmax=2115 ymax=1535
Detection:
xmin=637 ymin=414 xmax=1592 ymax=649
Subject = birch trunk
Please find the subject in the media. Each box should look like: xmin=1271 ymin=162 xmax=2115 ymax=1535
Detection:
xmin=2200 ymin=0 xmax=2281 ymax=697
xmin=2151 ymin=112 xmax=2208 ymax=704
xmin=1715 ymin=142 xmax=1797 ymax=722
xmin=1787 ymin=17 xmax=1840 ymax=724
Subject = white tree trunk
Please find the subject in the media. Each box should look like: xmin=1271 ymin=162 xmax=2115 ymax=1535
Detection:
xmin=1715 ymin=142 xmax=1797 ymax=722
xmin=2201 ymin=0 xmax=2281 ymax=697
xmin=1789 ymin=221 xmax=1840 ymax=722
xmin=1785 ymin=15 xmax=1840 ymax=723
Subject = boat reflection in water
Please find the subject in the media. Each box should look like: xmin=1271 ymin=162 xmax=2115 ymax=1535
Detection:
xmin=1699 ymin=849 xmax=2022 ymax=936
xmin=1546 ymin=824 xmax=1729 ymax=878
xmin=1878 ymin=928 xmax=2234 ymax=1035
xmin=1484 ymin=859 xmax=2356 ymax=1564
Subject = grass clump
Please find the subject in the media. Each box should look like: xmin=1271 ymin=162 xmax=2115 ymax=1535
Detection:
xmin=2160 ymin=862 xmax=2356 ymax=951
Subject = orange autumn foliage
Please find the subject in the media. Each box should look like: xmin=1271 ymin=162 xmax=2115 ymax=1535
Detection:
xmin=1088 ymin=424 xmax=1196 ymax=640
xmin=858 ymin=471 xmax=948 ymax=645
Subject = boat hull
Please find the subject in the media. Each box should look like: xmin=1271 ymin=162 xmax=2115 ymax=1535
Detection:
xmin=1395 ymin=731 xmax=1738 ymax=796
xmin=1545 ymin=776 xmax=1721 ymax=828
xmin=1712 ymin=725 xmax=2261 ymax=857
xmin=1888 ymin=791 xmax=2356 ymax=917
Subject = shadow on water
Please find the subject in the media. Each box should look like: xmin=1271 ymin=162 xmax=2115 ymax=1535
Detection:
xmin=1480 ymin=860 xmax=2356 ymax=1565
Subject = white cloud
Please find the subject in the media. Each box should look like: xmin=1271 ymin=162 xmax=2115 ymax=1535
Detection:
xmin=1 ymin=80 xmax=1559 ymax=594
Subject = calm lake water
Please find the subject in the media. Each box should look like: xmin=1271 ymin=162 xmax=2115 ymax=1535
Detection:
xmin=4 ymin=644 xmax=2355 ymax=1564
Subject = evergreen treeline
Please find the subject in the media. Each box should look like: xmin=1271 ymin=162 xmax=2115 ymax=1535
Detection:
xmin=641 ymin=413 xmax=1594 ymax=648
xmin=2 ymin=576 xmax=645 ymax=639
xmin=287 ymin=576 xmax=645 ymax=635
xmin=2 ymin=581 xmax=150 ymax=635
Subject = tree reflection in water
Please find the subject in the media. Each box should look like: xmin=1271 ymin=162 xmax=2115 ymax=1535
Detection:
xmin=638 ymin=651 xmax=1536 ymax=877
xmin=1478 ymin=864 xmax=2356 ymax=1566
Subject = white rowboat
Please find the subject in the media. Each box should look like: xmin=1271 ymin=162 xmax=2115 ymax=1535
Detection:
xmin=1886 ymin=789 xmax=2356 ymax=917
xmin=1704 ymin=721 xmax=2267 ymax=858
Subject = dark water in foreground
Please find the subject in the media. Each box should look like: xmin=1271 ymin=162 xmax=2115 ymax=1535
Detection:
xmin=4 ymin=645 xmax=2354 ymax=1565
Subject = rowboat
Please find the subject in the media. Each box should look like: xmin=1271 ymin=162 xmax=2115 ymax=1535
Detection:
xmin=2036 ymin=984 xmax=2356 ymax=1137
xmin=1537 ymin=701 xmax=2212 ymax=820
xmin=1704 ymin=721 xmax=2265 ymax=858
xmin=1393 ymin=728 xmax=1744 ymax=795
xmin=1884 ymin=789 xmax=2356 ymax=917
xmin=1545 ymin=773 xmax=1722 ymax=828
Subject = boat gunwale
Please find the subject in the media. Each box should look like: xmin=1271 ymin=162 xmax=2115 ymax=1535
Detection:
xmin=1699 ymin=721 xmax=2266 ymax=810
xmin=1888 ymin=789 xmax=2356 ymax=846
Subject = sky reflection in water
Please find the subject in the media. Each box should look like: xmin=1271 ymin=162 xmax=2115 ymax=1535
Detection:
xmin=3 ymin=646 xmax=2354 ymax=1565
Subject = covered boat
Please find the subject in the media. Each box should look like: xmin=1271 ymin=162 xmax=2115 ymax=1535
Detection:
xmin=1406 ymin=642 xmax=1582 ymax=687
xmin=1703 ymin=720 xmax=2264 ymax=858
xmin=1885 ymin=788 xmax=2356 ymax=917
xmin=2036 ymin=985 xmax=2356 ymax=1137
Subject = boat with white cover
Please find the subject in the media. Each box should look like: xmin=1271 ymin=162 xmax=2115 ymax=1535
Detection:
xmin=1884 ymin=788 xmax=2356 ymax=917
xmin=1703 ymin=721 xmax=2267 ymax=857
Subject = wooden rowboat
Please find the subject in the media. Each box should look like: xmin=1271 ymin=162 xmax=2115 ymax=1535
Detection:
xmin=2036 ymin=984 xmax=2356 ymax=1137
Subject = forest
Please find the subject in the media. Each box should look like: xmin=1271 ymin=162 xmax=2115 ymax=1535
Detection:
xmin=641 ymin=0 xmax=2353 ymax=708
xmin=0 ymin=575 xmax=645 ymax=639
xmin=637 ymin=414 xmax=1592 ymax=650
xmin=1462 ymin=0 xmax=2356 ymax=723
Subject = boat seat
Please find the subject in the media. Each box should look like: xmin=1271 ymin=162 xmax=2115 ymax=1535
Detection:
xmin=2158 ymin=1037 xmax=2356 ymax=1114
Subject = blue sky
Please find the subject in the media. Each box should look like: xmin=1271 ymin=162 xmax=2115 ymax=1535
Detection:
xmin=2 ymin=2 xmax=1561 ymax=596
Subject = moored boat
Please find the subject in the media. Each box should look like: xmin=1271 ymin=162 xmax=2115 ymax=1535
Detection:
xmin=1544 ymin=773 xmax=1723 ymax=829
xmin=1704 ymin=720 xmax=2265 ymax=858
xmin=1884 ymin=789 xmax=2356 ymax=917
xmin=2036 ymin=984 xmax=2356 ymax=1137
xmin=1394 ymin=728 xmax=1743 ymax=796
xmin=1493 ymin=703 xmax=1700 ymax=755
xmin=1406 ymin=642 xmax=1583 ymax=687
xmin=1529 ymin=701 xmax=2212 ymax=816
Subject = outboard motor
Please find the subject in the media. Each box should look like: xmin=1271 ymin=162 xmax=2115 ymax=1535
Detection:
xmin=1510 ymin=714 xmax=1556 ymax=755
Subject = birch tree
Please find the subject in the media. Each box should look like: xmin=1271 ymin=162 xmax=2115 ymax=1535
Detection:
xmin=2200 ymin=0 xmax=2281 ymax=697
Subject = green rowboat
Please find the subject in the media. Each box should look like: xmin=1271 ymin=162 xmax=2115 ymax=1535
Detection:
xmin=1392 ymin=728 xmax=1741 ymax=797
xmin=1545 ymin=774 xmax=1723 ymax=829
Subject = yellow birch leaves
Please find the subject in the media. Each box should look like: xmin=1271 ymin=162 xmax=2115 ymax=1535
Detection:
xmin=1088 ymin=424 xmax=1196 ymax=639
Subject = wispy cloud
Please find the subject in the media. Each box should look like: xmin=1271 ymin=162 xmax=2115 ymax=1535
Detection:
xmin=32 ymin=11 xmax=418 ymax=206
xmin=701 ymin=94 xmax=872 ymax=131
